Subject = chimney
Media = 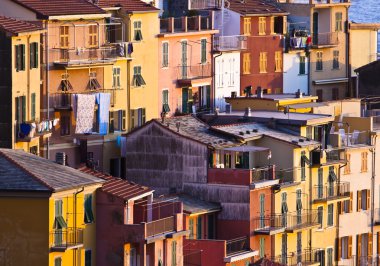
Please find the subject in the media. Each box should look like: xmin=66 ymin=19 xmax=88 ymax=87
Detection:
xmin=55 ymin=152 xmax=66 ymax=166
xmin=244 ymin=85 xmax=252 ymax=98
xmin=244 ymin=107 xmax=251 ymax=117
xmin=231 ymin=91 xmax=237 ymax=98
xmin=257 ymin=86 xmax=263 ymax=98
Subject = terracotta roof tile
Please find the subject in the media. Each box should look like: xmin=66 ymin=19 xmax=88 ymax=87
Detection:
xmin=11 ymin=0 xmax=106 ymax=18
xmin=0 ymin=16 xmax=42 ymax=35
xmin=227 ymin=0 xmax=287 ymax=15
xmin=97 ymin=0 xmax=159 ymax=12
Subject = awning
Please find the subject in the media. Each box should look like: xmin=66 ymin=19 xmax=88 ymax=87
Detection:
xmin=223 ymin=146 xmax=269 ymax=153
xmin=313 ymin=78 xmax=349 ymax=85
xmin=288 ymin=102 xmax=328 ymax=109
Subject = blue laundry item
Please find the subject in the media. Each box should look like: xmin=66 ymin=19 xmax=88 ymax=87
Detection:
xmin=128 ymin=42 xmax=133 ymax=54
xmin=95 ymin=93 xmax=111 ymax=135
xmin=116 ymin=135 xmax=121 ymax=147
xmin=20 ymin=123 xmax=32 ymax=136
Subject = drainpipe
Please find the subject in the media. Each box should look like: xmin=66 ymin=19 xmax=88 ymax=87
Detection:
xmin=73 ymin=187 xmax=84 ymax=266
xmin=27 ymin=35 xmax=31 ymax=122
xmin=45 ymin=20 xmax=50 ymax=159
xmin=345 ymin=6 xmax=350 ymax=97
xmin=213 ymin=52 xmax=222 ymax=111
xmin=370 ymin=135 xmax=377 ymax=260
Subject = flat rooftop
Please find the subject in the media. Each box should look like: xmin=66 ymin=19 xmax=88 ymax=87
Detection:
xmin=226 ymin=94 xmax=318 ymax=101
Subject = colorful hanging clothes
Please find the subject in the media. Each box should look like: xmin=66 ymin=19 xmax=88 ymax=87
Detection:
xmin=95 ymin=93 xmax=111 ymax=135
xmin=75 ymin=94 xmax=96 ymax=134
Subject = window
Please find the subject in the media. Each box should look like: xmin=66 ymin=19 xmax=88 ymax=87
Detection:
xmin=109 ymin=110 xmax=126 ymax=132
xmin=15 ymin=96 xmax=26 ymax=123
xmin=342 ymin=194 xmax=352 ymax=213
xmin=243 ymin=18 xmax=251 ymax=35
xmin=281 ymin=234 xmax=287 ymax=264
xmin=317 ymin=206 xmax=323 ymax=228
xmin=15 ymin=44 xmax=25 ymax=71
xmin=189 ymin=218 xmax=194 ymax=239
xmin=60 ymin=114 xmax=70 ymax=136
xmin=259 ymin=238 xmax=265 ymax=258
xmin=162 ymin=42 xmax=169 ymax=67
xmin=162 ymin=90 xmax=170 ymax=113
xmin=85 ymin=250 xmax=92 ymax=266
xmin=259 ymin=52 xmax=268 ymax=73
xmin=335 ymin=12 xmax=343 ymax=32
xmin=88 ymin=25 xmax=98 ymax=47
xmin=344 ymin=153 xmax=351 ymax=174
xmin=201 ymin=39 xmax=207 ymax=64
xmin=224 ymin=153 xmax=231 ymax=168
xmin=259 ymin=194 xmax=265 ymax=228
xmin=30 ymin=42 xmax=39 ymax=69
xmin=243 ymin=53 xmax=251 ymax=74
xmin=112 ymin=67 xmax=121 ymax=89
xmin=327 ymin=204 xmax=333 ymax=226
xmin=171 ymin=241 xmax=177 ymax=266
xmin=340 ymin=236 xmax=352 ymax=259
xmin=31 ymin=93 xmax=36 ymax=120
xmin=358 ymin=189 xmax=370 ymax=210
xmin=84 ymin=194 xmax=94 ymax=223
xmin=270 ymin=17 xmax=275 ymax=34
xmin=316 ymin=51 xmax=323 ymax=71
xmin=296 ymin=189 xmax=302 ymax=224
xmin=333 ymin=50 xmax=339 ymax=69
xmin=332 ymin=88 xmax=339 ymax=100
xmin=132 ymin=66 xmax=146 ymax=87
xmin=316 ymin=89 xmax=323 ymax=102
xmin=259 ymin=17 xmax=266 ymax=35
xmin=361 ymin=152 xmax=368 ymax=172
xmin=55 ymin=257 xmax=62 ymax=266
xmin=60 ymin=26 xmax=69 ymax=48
xmin=327 ymin=248 xmax=333 ymax=266
xmin=275 ymin=51 xmax=282 ymax=72
xmin=130 ymin=108 xmax=146 ymax=129
xmin=299 ymin=56 xmax=306 ymax=75
xmin=134 ymin=21 xmax=143 ymax=41
xmin=197 ymin=216 xmax=202 ymax=239
xmin=317 ymin=168 xmax=323 ymax=198
xmin=54 ymin=199 xmax=67 ymax=229
xmin=301 ymin=151 xmax=307 ymax=181
xmin=281 ymin=192 xmax=288 ymax=227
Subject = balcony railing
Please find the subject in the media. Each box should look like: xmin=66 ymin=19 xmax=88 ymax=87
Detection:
xmin=311 ymin=32 xmax=339 ymax=47
xmin=285 ymin=210 xmax=320 ymax=232
xmin=160 ymin=16 xmax=213 ymax=33
xmin=146 ymin=216 xmax=175 ymax=237
xmin=272 ymin=248 xmax=324 ymax=266
xmin=177 ymin=63 xmax=212 ymax=80
xmin=226 ymin=236 xmax=250 ymax=256
xmin=188 ymin=0 xmax=222 ymax=10
xmin=50 ymin=46 xmax=125 ymax=66
xmin=50 ymin=228 xmax=84 ymax=250
xmin=313 ymin=182 xmax=350 ymax=202
xmin=280 ymin=0 xmax=350 ymax=4
xmin=213 ymin=35 xmax=248 ymax=51
xmin=253 ymin=214 xmax=286 ymax=235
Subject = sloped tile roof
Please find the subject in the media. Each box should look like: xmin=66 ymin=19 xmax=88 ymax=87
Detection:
xmin=97 ymin=0 xmax=159 ymax=12
xmin=0 ymin=149 xmax=105 ymax=192
xmin=11 ymin=0 xmax=106 ymax=18
xmin=227 ymin=0 xmax=287 ymax=15
xmin=0 ymin=16 xmax=42 ymax=35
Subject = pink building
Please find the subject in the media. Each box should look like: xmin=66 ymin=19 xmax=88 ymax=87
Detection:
xmin=158 ymin=14 xmax=218 ymax=116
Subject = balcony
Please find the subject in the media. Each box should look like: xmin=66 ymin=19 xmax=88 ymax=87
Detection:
xmin=312 ymin=182 xmax=350 ymax=203
xmin=253 ymin=214 xmax=286 ymax=235
xmin=272 ymin=248 xmax=324 ymax=266
xmin=207 ymin=165 xmax=276 ymax=186
xmin=146 ymin=216 xmax=175 ymax=237
xmin=50 ymin=46 xmax=127 ymax=67
xmin=280 ymin=0 xmax=350 ymax=4
xmin=213 ymin=35 xmax=248 ymax=52
xmin=52 ymin=93 xmax=72 ymax=110
xmin=226 ymin=236 xmax=250 ymax=256
xmin=50 ymin=228 xmax=84 ymax=251
xmin=285 ymin=210 xmax=320 ymax=233
xmin=177 ymin=63 xmax=212 ymax=87
xmin=311 ymin=32 xmax=339 ymax=48
xmin=188 ymin=0 xmax=222 ymax=9
xmin=160 ymin=15 xmax=214 ymax=34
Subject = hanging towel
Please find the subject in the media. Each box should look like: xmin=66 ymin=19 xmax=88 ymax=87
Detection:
xmin=116 ymin=135 xmax=121 ymax=147
xmin=75 ymin=94 xmax=96 ymax=134
xmin=95 ymin=93 xmax=111 ymax=135
xmin=20 ymin=123 xmax=32 ymax=137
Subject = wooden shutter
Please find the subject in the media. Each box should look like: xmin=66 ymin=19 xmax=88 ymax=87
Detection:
xmin=30 ymin=43 xmax=34 ymax=69
xmin=377 ymin=232 xmax=380 ymax=255
xmin=348 ymin=236 xmax=352 ymax=258
xmin=349 ymin=192 xmax=353 ymax=213
xmin=21 ymin=96 xmax=26 ymax=122
xmin=21 ymin=44 xmax=25 ymax=70
xmin=337 ymin=201 xmax=342 ymax=215
xmin=337 ymin=238 xmax=341 ymax=261
xmin=357 ymin=190 xmax=362 ymax=211
xmin=368 ymin=233 xmax=373 ymax=256
xmin=31 ymin=93 xmax=36 ymax=120
xmin=366 ymin=189 xmax=371 ymax=211
xmin=357 ymin=234 xmax=362 ymax=259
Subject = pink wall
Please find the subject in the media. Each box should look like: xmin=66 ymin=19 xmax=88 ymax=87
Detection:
xmin=208 ymin=168 xmax=252 ymax=185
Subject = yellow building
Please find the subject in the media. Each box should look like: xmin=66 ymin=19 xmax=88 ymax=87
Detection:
xmin=0 ymin=149 xmax=105 ymax=266
xmin=98 ymin=0 xmax=160 ymax=130
xmin=0 ymin=16 xmax=45 ymax=154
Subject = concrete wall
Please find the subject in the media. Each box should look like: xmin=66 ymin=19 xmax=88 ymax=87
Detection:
xmin=214 ymin=9 xmax=241 ymax=36
xmin=283 ymin=52 xmax=309 ymax=94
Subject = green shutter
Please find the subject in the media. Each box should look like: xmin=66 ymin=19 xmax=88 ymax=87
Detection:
xmin=197 ymin=216 xmax=202 ymax=239
xmin=35 ymin=43 xmax=39 ymax=68
xmin=15 ymin=45 xmax=20 ymax=71
xmin=55 ymin=257 xmax=62 ymax=266
xmin=206 ymin=86 xmax=211 ymax=108
xmin=31 ymin=93 xmax=36 ymax=120
xmin=201 ymin=39 xmax=207 ymax=64
xmin=189 ymin=218 xmax=194 ymax=239
xmin=182 ymin=88 xmax=189 ymax=113
xmin=21 ymin=44 xmax=25 ymax=70
xmin=171 ymin=241 xmax=177 ymax=266
xmin=21 ymin=96 xmax=26 ymax=122
xmin=85 ymin=250 xmax=92 ymax=266
xmin=84 ymin=194 xmax=94 ymax=223
xmin=30 ymin=43 xmax=34 ymax=69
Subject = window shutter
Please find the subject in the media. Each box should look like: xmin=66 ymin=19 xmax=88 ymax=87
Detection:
xmin=21 ymin=44 xmax=25 ymax=70
xmin=357 ymin=190 xmax=362 ymax=211
xmin=337 ymin=201 xmax=342 ymax=215
xmin=122 ymin=110 xmax=126 ymax=131
xmin=357 ymin=235 xmax=362 ymax=259
xmin=367 ymin=189 xmax=371 ymax=211
xmin=21 ymin=96 xmax=26 ymax=122
xmin=30 ymin=43 xmax=34 ymax=69
xmin=349 ymin=192 xmax=353 ymax=213
xmin=368 ymin=233 xmax=373 ymax=256
xmin=336 ymin=238 xmax=341 ymax=261
xmin=31 ymin=93 xmax=36 ymax=120
xmin=377 ymin=232 xmax=380 ymax=255
xmin=348 ymin=236 xmax=352 ymax=258
xmin=15 ymin=45 xmax=20 ymax=71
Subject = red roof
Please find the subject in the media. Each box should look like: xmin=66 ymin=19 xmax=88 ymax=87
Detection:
xmin=11 ymin=0 xmax=106 ymax=18
xmin=0 ymin=16 xmax=42 ymax=35
xmin=228 ymin=0 xmax=287 ymax=15
xmin=79 ymin=166 xmax=153 ymax=201
xmin=97 ymin=0 xmax=159 ymax=12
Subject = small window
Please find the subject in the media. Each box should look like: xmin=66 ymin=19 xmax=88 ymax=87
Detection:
xmin=132 ymin=66 xmax=146 ymax=87
xmin=327 ymin=204 xmax=333 ymax=226
xmin=162 ymin=42 xmax=169 ymax=67
xmin=30 ymin=42 xmax=39 ymax=69
xmin=275 ymin=51 xmax=282 ymax=72
xmin=134 ymin=21 xmax=143 ymax=41
xmin=243 ymin=18 xmax=251 ymax=35
xmin=189 ymin=218 xmax=194 ymax=239
xmin=299 ymin=56 xmax=306 ymax=75
xmin=259 ymin=17 xmax=266 ymax=35
xmin=60 ymin=114 xmax=70 ymax=136
xmin=243 ymin=53 xmax=251 ymax=74
xmin=162 ymin=90 xmax=170 ymax=113
xmin=60 ymin=26 xmax=69 ymax=48
xmin=113 ymin=67 xmax=121 ymax=89
xmin=344 ymin=153 xmax=351 ymax=174
xmin=317 ymin=206 xmax=323 ymax=228
xmin=85 ymin=250 xmax=92 ymax=266
xmin=88 ymin=25 xmax=98 ymax=47
xmin=259 ymin=237 xmax=265 ymax=258
xmin=316 ymin=51 xmax=323 ymax=71
xmin=335 ymin=12 xmax=343 ymax=32
xmin=333 ymin=50 xmax=339 ymax=69
xmin=259 ymin=52 xmax=268 ymax=73
xmin=31 ymin=93 xmax=36 ymax=120
xmin=201 ymin=39 xmax=207 ymax=64
xmin=171 ymin=241 xmax=177 ymax=266
xmin=327 ymin=247 xmax=333 ymax=266
xmin=361 ymin=152 xmax=368 ymax=172
xmin=55 ymin=257 xmax=62 ymax=266
xmin=15 ymin=44 xmax=25 ymax=71
xmin=332 ymin=88 xmax=339 ymax=100
xmin=84 ymin=194 xmax=94 ymax=223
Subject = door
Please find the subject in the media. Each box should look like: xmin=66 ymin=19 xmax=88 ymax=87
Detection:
xmin=182 ymin=88 xmax=189 ymax=113
xmin=313 ymin=12 xmax=319 ymax=45
xmin=181 ymin=41 xmax=187 ymax=79
xmin=318 ymin=168 xmax=323 ymax=198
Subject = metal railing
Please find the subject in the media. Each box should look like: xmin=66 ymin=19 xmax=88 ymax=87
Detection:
xmin=313 ymin=182 xmax=350 ymax=201
xmin=312 ymin=32 xmax=339 ymax=47
xmin=253 ymin=214 xmax=286 ymax=231
xmin=177 ymin=63 xmax=212 ymax=80
xmin=50 ymin=228 xmax=84 ymax=249
xmin=272 ymin=248 xmax=324 ymax=266
xmin=213 ymin=35 xmax=248 ymax=51
xmin=280 ymin=0 xmax=350 ymax=4
xmin=251 ymin=165 xmax=276 ymax=182
xmin=146 ymin=216 xmax=175 ymax=237
xmin=161 ymin=16 xmax=213 ymax=33
xmin=188 ymin=0 xmax=222 ymax=9
xmin=285 ymin=210 xmax=320 ymax=230
xmin=226 ymin=236 xmax=250 ymax=256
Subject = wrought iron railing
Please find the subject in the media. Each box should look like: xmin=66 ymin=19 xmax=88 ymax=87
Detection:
xmin=177 ymin=63 xmax=211 ymax=80
xmin=313 ymin=182 xmax=350 ymax=201
xmin=146 ymin=216 xmax=175 ymax=237
xmin=50 ymin=228 xmax=84 ymax=249
xmin=213 ymin=35 xmax=248 ymax=51
xmin=226 ymin=236 xmax=250 ymax=256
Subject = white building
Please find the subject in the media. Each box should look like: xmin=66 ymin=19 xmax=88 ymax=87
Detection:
xmin=283 ymin=52 xmax=309 ymax=95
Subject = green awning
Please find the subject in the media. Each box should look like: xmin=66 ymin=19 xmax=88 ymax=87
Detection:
xmin=84 ymin=195 xmax=94 ymax=223
xmin=53 ymin=216 xmax=67 ymax=229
